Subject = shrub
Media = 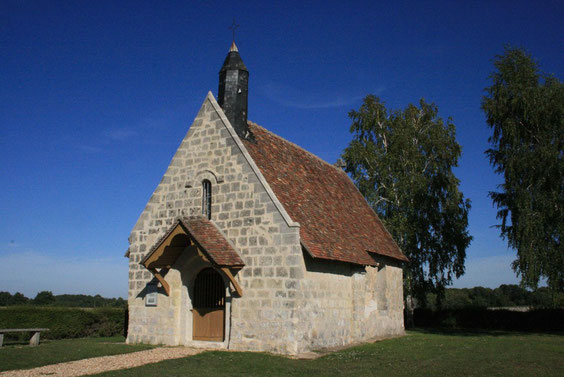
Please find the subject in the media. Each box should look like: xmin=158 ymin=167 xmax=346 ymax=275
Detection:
xmin=0 ymin=306 xmax=126 ymax=340
xmin=412 ymin=307 xmax=564 ymax=332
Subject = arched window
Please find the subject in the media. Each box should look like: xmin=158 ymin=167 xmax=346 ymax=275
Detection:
xmin=202 ymin=180 xmax=212 ymax=220
xmin=193 ymin=268 xmax=225 ymax=309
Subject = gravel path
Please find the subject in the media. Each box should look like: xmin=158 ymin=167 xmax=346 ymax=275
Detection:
xmin=0 ymin=347 xmax=204 ymax=377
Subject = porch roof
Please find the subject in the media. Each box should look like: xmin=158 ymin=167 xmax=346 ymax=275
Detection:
xmin=140 ymin=216 xmax=245 ymax=269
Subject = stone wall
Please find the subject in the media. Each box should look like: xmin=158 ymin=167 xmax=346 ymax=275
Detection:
xmin=126 ymin=92 xmax=405 ymax=355
xmin=127 ymin=93 xmax=304 ymax=353
xmin=293 ymin=254 xmax=404 ymax=352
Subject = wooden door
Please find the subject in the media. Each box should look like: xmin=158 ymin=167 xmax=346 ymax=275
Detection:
xmin=192 ymin=268 xmax=225 ymax=341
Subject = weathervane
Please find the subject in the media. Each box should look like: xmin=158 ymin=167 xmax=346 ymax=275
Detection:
xmin=229 ymin=18 xmax=240 ymax=42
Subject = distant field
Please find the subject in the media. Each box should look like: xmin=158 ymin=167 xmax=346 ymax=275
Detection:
xmin=0 ymin=336 xmax=153 ymax=372
xmin=95 ymin=329 xmax=564 ymax=377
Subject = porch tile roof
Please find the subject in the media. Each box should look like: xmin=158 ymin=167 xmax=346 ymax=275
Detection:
xmin=183 ymin=217 xmax=245 ymax=266
xmin=141 ymin=217 xmax=244 ymax=268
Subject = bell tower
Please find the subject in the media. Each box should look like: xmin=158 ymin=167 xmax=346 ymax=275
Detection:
xmin=218 ymin=42 xmax=253 ymax=141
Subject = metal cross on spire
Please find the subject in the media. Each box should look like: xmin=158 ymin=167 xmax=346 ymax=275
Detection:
xmin=228 ymin=18 xmax=240 ymax=42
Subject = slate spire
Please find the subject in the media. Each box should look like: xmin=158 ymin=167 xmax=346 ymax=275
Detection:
xmin=218 ymin=42 xmax=253 ymax=141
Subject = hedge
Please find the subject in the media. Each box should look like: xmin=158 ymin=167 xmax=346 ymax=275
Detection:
xmin=413 ymin=307 xmax=564 ymax=332
xmin=0 ymin=306 xmax=127 ymax=340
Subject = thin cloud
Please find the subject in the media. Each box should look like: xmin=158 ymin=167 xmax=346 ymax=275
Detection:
xmin=75 ymin=127 xmax=137 ymax=154
xmin=139 ymin=106 xmax=188 ymax=130
xmin=75 ymin=103 xmax=192 ymax=154
xmin=103 ymin=128 xmax=137 ymax=141
xmin=77 ymin=144 xmax=104 ymax=154
xmin=261 ymin=82 xmax=384 ymax=109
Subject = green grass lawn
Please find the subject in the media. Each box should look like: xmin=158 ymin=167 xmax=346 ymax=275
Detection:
xmin=93 ymin=329 xmax=564 ymax=377
xmin=0 ymin=336 xmax=154 ymax=372
xmin=1 ymin=330 xmax=562 ymax=376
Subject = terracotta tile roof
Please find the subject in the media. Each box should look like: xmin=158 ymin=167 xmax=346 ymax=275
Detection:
xmin=142 ymin=217 xmax=244 ymax=267
xmin=242 ymin=122 xmax=408 ymax=265
xmin=183 ymin=217 xmax=245 ymax=266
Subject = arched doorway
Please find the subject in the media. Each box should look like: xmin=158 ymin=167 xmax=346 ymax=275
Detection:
xmin=192 ymin=268 xmax=225 ymax=341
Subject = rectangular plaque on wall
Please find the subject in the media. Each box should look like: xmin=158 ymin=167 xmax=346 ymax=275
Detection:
xmin=145 ymin=284 xmax=157 ymax=306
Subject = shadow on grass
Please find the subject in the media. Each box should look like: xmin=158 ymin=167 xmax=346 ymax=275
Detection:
xmin=409 ymin=327 xmax=564 ymax=337
xmin=1 ymin=339 xmax=53 ymax=347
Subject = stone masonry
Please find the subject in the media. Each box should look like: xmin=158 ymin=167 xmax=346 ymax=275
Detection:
xmin=126 ymin=92 xmax=405 ymax=355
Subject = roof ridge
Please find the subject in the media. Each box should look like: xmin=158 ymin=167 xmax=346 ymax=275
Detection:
xmin=247 ymin=121 xmax=346 ymax=173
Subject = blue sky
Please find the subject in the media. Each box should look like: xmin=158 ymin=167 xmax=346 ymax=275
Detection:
xmin=1 ymin=0 xmax=563 ymax=298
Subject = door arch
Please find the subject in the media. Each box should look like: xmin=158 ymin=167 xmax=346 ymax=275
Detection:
xmin=192 ymin=268 xmax=225 ymax=341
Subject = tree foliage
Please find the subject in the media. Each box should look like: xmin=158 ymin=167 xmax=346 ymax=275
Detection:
xmin=482 ymin=47 xmax=564 ymax=292
xmin=343 ymin=95 xmax=472 ymax=303
xmin=424 ymin=284 xmax=564 ymax=310
xmin=33 ymin=290 xmax=56 ymax=305
xmin=0 ymin=291 xmax=126 ymax=307
xmin=0 ymin=291 xmax=29 ymax=306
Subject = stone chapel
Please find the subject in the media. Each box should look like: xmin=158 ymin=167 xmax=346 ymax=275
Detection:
xmin=125 ymin=42 xmax=408 ymax=354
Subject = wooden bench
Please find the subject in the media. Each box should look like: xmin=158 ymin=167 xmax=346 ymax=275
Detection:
xmin=0 ymin=328 xmax=49 ymax=347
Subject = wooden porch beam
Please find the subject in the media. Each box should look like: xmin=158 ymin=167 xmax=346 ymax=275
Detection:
xmin=149 ymin=268 xmax=170 ymax=296
xmin=221 ymin=267 xmax=243 ymax=297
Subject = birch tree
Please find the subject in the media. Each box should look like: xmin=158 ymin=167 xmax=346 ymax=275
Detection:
xmin=343 ymin=95 xmax=472 ymax=305
xmin=482 ymin=47 xmax=564 ymax=295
